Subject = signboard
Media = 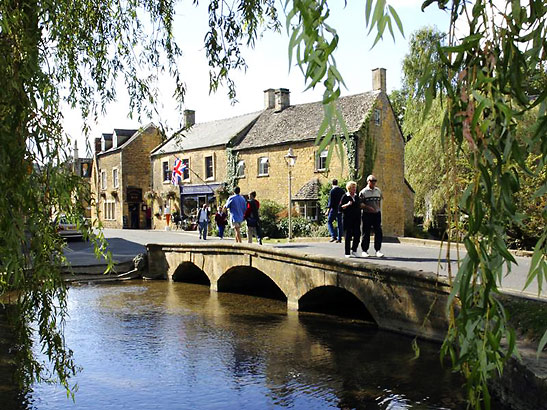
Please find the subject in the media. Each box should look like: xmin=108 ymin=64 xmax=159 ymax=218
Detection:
xmin=126 ymin=187 xmax=142 ymax=202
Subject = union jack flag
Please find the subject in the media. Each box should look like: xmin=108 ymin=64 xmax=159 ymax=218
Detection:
xmin=171 ymin=158 xmax=187 ymax=186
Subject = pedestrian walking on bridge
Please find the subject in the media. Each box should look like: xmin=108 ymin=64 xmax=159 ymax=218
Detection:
xmin=325 ymin=179 xmax=344 ymax=243
xmin=340 ymin=181 xmax=361 ymax=258
xmin=359 ymin=175 xmax=384 ymax=258
xmin=225 ymin=186 xmax=247 ymax=243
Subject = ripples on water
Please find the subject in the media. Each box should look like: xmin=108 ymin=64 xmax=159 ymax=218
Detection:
xmin=1 ymin=281 xmax=508 ymax=409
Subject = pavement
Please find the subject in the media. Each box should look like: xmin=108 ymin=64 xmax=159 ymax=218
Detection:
xmin=63 ymin=228 xmax=545 ymax=299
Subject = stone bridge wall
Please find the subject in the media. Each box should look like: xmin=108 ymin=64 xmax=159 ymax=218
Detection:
xmin=146 ymin=243 xmax=452 ymax=342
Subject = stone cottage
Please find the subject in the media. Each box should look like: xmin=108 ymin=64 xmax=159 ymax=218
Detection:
xmin=91 ymin=124 xmax=163 ymax=229
xmin=149 ymin=110 xmax=261 ymax=229
xmin=233 ymin=68 xmax=414 ymax=236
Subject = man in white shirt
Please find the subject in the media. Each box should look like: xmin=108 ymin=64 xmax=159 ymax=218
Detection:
xmin=197 ymin=203 xmax=210 ymax=240
xmin=359 ymin=174 xmax=384 ymax=258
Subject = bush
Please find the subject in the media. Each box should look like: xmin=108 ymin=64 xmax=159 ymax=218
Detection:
xmin=277 ymin=217 xmax=325 ymax=238
xmin=259 ymin=199 xmax=284 ymax=238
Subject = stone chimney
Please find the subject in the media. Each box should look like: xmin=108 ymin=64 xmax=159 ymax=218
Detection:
xmin=274 ymin=88 xmax=290 ymax=112
xmin=73 ymin=141 xmax=79 ymax=161
xmin=184 ymin=109 xmax=195 ymax=128
xmin=264 ymin=88 xmax=275 ymax=109
xmin=372 ymin=68 xmax=386 ymax=93
xmin=94 ymin=137 xmax=101 ymax=154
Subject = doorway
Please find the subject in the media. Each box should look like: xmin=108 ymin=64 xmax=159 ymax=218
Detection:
xmin=129 ymin=203 xmax=140 ymax=229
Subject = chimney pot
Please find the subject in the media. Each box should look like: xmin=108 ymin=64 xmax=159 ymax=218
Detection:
xmin=184 ymin=109 xmax=196 ymax=128
xmin=372 ymin=68 xmax=387 ymax=93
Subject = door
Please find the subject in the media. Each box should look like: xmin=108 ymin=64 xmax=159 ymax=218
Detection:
xmin=129 ymin=203 xmax=140 ymax=229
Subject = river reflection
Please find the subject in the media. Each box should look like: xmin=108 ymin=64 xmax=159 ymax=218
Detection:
xmin=3 ymin=281 xmax=509 ymax=409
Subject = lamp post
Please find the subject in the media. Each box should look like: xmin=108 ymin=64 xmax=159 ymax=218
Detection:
xmin=284 ymin=147 xmax=297 ymax=241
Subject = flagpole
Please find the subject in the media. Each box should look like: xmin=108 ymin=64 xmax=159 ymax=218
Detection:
xmin=174 ymin=156 xmax=215 ymax=194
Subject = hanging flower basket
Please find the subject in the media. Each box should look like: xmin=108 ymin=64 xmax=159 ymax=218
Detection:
xmin=144 ymin=190 xmax=157 ymax=205
xmin=166 ymin=190 xmax=177 ymax=200
xmin=110 ymin=190 xmax=118 ymax=197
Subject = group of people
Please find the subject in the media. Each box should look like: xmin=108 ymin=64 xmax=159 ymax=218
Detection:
xmin=195 ymin=187 xmax=263 ymax=244
xmin=326 ymin=176 xmax=384 ymax=259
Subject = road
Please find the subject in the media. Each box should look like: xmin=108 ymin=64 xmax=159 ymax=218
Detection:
xmin=63 ymin=228 xmax=545 ymax=298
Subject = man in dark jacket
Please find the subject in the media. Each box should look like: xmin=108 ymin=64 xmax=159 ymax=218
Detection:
xmin=325 ymin=179 xmax=345 ymax=242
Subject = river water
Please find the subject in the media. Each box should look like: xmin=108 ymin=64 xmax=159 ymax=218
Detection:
xmin=2 ymin=281 xmax=509 ymax=409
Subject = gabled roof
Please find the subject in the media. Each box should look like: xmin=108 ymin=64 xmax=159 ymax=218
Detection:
xmin=114 ymin=129 xmax=138 ymax=137
xmin=151 ymin=111 xmax=262 ymax=156
xmin=235 ymin=91 xmax=381 ymax=150
xmin=97 ymin=123 xmax=155 ymax=157
xmin=293 ymin=178 xmax=321 ymax=201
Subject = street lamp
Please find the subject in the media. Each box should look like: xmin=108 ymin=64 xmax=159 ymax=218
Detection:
xmin=284 ymin=147 xmax=297 ymax=241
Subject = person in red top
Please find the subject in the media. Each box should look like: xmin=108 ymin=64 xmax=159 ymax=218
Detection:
xmin=244 ymin=191 xmax=263 ymax=245
xmin=215 ymin=206 xmax=228 ymax=239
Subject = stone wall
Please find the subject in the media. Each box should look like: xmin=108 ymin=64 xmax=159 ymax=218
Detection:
xmin=234 ymin=141 xmax=346 ymax=208
xmin=357 ymin=94 xmax=408 ymax=237
xmin=151 ymin=146 xmax=228 ymax=229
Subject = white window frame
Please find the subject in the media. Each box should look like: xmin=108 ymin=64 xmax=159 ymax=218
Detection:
xmin=374 ymin=108 xmax=381 ymax=126
xmin=236 ymin=160 xmax=245 ymax=178
xmin=104 ymin=200 xmax=116 ymax=220
xmin=298 ymin=201 xmax=319 ymax=221
xmin=112 ymin=168 xmax=119 ymax=188
xmin=100 ymin=170 xmax=107 ymax=190
xmin=162 ymin=160 xmax=171 ymax=183
xmin=204 ymin=156 xmax=214 ymax=180
xmin=258 ymin=157 xmax=269 ymax=176
xmin=182 ymin=158 xmax=190 ymax=181
xmin=316 ymin=149 xmax=328 ymax=171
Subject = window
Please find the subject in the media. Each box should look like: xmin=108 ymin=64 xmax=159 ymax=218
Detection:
xmin=316 ymin=149 xmax=328 ymax=171
xmin=100 ymin=170 xmax=107 ymax=190
xmin=258 ymin=157 xmax=269 ymax=176
xmin=298 ymin=202 xmax=319 ymax=221
xmin=104 ymin=201 xmax=116 ymax=220
xmin=374 ymin=108 xmax=381 ymax=125
xmin=205 ymin=156 xmax=214 ymax=179
xmin=236 ymin=160 xmax=245 ymax=178
xmin=162 ymin=161 xmax=171 ymax=182
xmin=182 ymin=159 xmax=190 ymax=180
xmin=112 ymin=168 xmax=119 ymax=188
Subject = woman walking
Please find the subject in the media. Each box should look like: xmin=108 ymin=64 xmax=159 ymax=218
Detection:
xmin=215 ymin=206 xmax=228 ymax=239
xmin=339 ymin=181 xmax=361 ymax=258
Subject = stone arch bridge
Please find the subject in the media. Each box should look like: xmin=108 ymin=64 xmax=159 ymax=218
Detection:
xmin=146 ymin=243 xmax=452 ymax=341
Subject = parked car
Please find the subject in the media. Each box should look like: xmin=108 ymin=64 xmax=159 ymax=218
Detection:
xmin=54 ymin=214 xmax=83 ymax=240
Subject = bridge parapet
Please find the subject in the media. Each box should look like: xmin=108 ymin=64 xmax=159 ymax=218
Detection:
xmin=146 ymin=243 xmax=452 ymax=342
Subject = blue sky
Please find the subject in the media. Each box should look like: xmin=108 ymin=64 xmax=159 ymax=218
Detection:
xmin=68 ymin=1 xmax=450 ymax=157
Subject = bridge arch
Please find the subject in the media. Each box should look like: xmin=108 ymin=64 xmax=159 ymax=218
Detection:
xmin=172 ymin=262 xmax=211 ymax=285
xmin=298 ymin=286 xmax=377 ymax=324
xmin=218 ymin=266 xmax=287 ymax=301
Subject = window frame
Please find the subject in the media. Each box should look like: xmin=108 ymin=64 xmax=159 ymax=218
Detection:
xmin=100 ymin=170 xmax=107 ymax=190
xmin=257 ymin=157 xmax=269 ymax=177
xmin=182 ymin=158 xmax=190 ymax=181
xmin=374 ymin=108 xmax=381 ymax=126
xmin=162 ymin=160 xmax=171 ymax=183
xmin=316 ymin=149 xmax=328 ymax=172
xmin=112 ymin=168 xmax=119 ymax=188
xmin=104 ymin=200 xmax=116 ymax=220
xmin=205 ymin=156 xmax=214 ymax=180
xmin=236 ymin=159 xmax=245 ymax=178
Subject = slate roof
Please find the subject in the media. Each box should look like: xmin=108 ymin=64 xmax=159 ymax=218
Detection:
xmin=97 ymin=124 xmax=154 ymax=156
xmin=114 ymin=129 xmax=138 ymax=137
xmin=235 ymin=91 xmax=381 ymax=150
xmin=293 ymin=178 xmax=321 ymax=201
xmin=151 ymin=111 xmax=262 ymax=156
